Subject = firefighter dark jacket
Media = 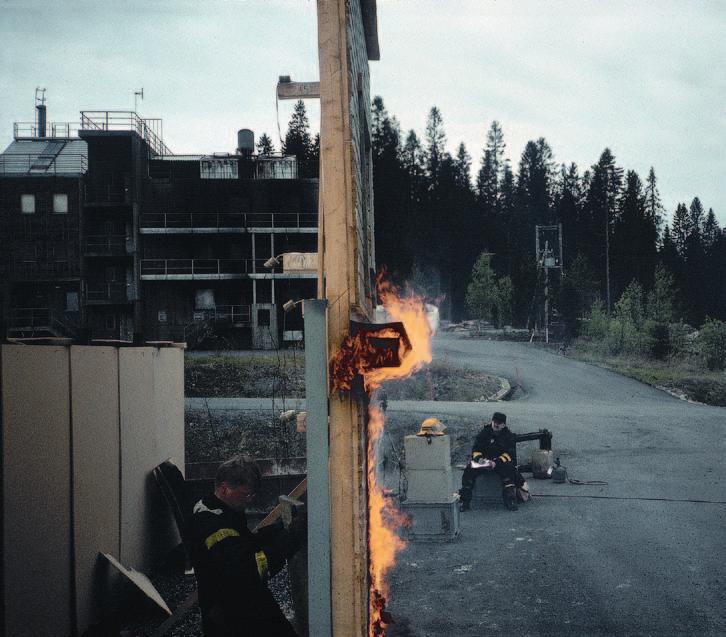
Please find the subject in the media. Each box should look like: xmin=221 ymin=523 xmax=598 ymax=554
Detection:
xmin=186 ymin=494 xmax=299 ymax=637
xmin=471 ymin=424 xmax=516 ymax=465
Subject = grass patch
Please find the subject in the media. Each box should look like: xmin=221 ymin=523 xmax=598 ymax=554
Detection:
xmin=567 ymin=344 xmax=726 ymax=406
xmin=186 ymin=354 xmax=505 ymax=402
xmin=186 ymin=354 xmax=305 ymax=398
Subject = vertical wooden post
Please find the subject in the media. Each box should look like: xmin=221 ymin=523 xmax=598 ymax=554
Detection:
xmin=317 ymin=1 xmax=371 ymax=634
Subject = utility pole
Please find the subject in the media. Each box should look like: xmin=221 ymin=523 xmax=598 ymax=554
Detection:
xmin=316 ymin=1 xmax=379 ymax=635
xmin=536 ymin=224 xmax=563 ymax=343
xmin=605 ymin=204 xmax=611 ymax=314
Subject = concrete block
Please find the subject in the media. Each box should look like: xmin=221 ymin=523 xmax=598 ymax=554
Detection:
xmin=404 ymin=434 xmax=451 ymax=470
xmin=401 ymin=498 xmax=460 ymax=543
xmin=405 ymin=467 xmax=455 ymax=503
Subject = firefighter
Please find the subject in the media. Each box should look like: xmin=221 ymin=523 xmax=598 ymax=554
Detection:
xmin=458 ymin=411 xmax=526 ymax=511
xmin=186 ymin=456 xmax=304 ymax=637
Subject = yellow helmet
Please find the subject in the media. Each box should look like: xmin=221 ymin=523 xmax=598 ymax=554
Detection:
xmin=416 ymin=417 xmax=446 ymax=436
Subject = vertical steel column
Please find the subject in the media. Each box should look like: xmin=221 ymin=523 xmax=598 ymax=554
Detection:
xmin=303 ymin=299 xmax=331 ymax=637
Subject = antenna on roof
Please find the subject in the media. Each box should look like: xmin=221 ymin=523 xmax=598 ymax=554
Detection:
xmin=134 ymin=88 xmax=144 ymax=113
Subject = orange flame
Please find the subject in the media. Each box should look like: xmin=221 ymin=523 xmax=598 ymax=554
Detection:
xmin=365 ymin=277 xmax=433 ymax=636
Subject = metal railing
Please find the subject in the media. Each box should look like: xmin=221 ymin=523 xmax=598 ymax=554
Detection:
xmin=13 ymin=121 xmax=81 ymax=139
xmin=83 ymin=235 xmax=128 ymax=255
xmin=0 ymin=152 xmax=88 ymax=175
xmin=139 ymin=211 xmax=317 ymax=230
xmin=86 ymin=282 xmax=130 ymax=304
xmin=9 ymin=260 xmax=80 ymax=280
xmin=84 ymin=183 xmax=130 ymax=205
xmin=80 ymin=111 xmax=172 ymax=157
xmin=7 ymin=307 xmax=81 ymax=338
xmin=140 ymin=259 xmax=262 ymax=276
xmin=212 ymin=305 xmax=252 ymax=324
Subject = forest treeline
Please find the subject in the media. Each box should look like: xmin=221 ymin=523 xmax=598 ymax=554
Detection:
xmin=272 ymin=99 xmax=725 ymax=334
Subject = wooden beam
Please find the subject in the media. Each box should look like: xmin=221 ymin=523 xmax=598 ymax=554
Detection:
xmin=317 ymin=1 xmax=371 ymax=635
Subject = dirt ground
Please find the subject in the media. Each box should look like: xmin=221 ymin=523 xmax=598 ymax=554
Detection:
xmin=185 ymin=355 xmax=502 ymax=402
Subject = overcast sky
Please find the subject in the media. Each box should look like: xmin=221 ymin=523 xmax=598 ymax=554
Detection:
xmin=1 ymin=0 xmax=723 ymax=223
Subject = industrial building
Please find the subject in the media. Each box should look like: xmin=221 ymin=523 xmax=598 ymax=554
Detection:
xmin=0 ymin=101 xmax=318 ymax=348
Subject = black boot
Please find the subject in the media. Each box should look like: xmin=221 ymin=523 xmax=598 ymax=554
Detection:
xmin=502 ymin=486 xmax=518 ymax=511
xmin=459 ymin=486 xmax=472 ymax=512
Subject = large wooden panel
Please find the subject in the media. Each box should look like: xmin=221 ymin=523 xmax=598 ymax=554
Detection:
xmin=70 ymin=345 xmax=121 ymax=634
xmin=1 ymin=345 xmax=73 ymax=637
xmin=119 ymin=347 xmax=184 ymax=570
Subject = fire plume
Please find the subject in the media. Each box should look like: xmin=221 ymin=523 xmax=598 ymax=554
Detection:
xmin=329 ymin=276 xmax=433 ymax=635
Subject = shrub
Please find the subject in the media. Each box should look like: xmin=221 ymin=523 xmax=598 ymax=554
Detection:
xmin=698 ymin=319 xmax=726 ymax=370
xmin=644 ymin=320 xmax=670 ymax=360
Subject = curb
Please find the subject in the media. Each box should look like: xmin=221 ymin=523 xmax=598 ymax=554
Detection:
xmin=482 ymin=376 xmax=511 ymax=402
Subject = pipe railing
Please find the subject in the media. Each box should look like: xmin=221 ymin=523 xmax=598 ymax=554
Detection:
xmin=139 ymin=211 xmax=317 ymax=229
xmin=140 ymin=259 xmax=263 ymax=276
xmin=85 ymin=282 xmax=129 ymax=303
xmin=80 ymin=111 xmax=172 ymax=156
xmin=13 ymin=122 xmax=81 ymax=139
xmin=83 ymin=235 xmax=128 ymax=255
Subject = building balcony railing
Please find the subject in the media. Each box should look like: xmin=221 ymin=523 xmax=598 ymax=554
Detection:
xmin=7 ymin=307 xmax=81 ymax=339
xmin=80 ymin=111 xmax=172 ymax=157
xmin=83 ymin=235 xmax=129 ymax=256
xmin=9 ymin=260 xmax=80 ymax=280
xmin=0 ymin=152 xmax=88 ymax=175
xmin=84 ymin=183 xmax=130 ymax=205
xmin=139 ymin=211 xmax=317 ymax=231
xmin=140 ymin=258 xmax=261 ymax=278
xmin=85 ymin=282 xmax=131 ymax=304
xmin=194 ymin=304 xmax=252 ymax=325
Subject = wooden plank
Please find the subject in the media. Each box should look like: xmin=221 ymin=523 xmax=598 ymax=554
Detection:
xmin=317 ymin=1 xmax=372 ymax=634
xmin=1 ymin=345 xmax=73 ymax=637
xmin=119 ymin=347 xmax=184 ymax=571
xmin=70 ymin=346 xmax=121 ymax=634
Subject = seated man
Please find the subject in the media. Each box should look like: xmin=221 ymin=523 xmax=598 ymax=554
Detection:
xmin=186 ymin=455 xmax=304 ymax=637
xmin=459 ymin=411 xmax=526 ymax=512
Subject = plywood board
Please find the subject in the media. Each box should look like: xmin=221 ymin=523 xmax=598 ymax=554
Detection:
xmin=119 ymin=347 xmax=184 ymax=570
xmin=70 ymin=346 xmax=121 ymax=633
xmin=1 ymin=344 xmax=73 ymax=637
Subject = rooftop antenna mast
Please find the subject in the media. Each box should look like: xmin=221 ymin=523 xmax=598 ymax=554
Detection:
xmin=134 ymin=88 xmax=144 ymax=113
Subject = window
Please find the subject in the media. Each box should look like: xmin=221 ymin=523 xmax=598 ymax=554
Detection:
xmin=65 ymin=292 xmax=79 ymax=312
xmin=157 ymin=310 xmax=168 ymax=323
xmin=105 ymin=314 xmax=116 ymax=330
xmin=53 ymin=194 xmax=68 ymax=214
xmin=21 ymin=194 xmax=35 ymax=214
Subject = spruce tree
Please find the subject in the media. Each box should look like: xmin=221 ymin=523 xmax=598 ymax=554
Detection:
xmin=256 ymin=132 xmax=275 ymax=156
xmin=282 ymin=100 xmax=313 ymax=160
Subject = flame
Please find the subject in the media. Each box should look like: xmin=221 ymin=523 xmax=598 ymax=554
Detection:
xmin=365 ymin=276 xmax=434 ymax=636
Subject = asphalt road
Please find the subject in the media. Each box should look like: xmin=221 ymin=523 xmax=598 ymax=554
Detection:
xmin=385 ymin=334 xmax=726 ymax=636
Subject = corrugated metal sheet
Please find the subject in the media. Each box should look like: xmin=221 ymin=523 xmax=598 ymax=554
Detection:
xmin=0 ymin=139 xmax=88 ymax=175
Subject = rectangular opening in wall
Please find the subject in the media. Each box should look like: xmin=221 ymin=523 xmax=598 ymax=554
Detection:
xmin=257 ymin=309 xmax=270 ymax=327
xmin=21 ymin=194 xmax=36 ymax=214
xmin=53 ymin=194 xmax=69 ymax=214
xmin=65 ymin=292 xmax=79 ymax=312
xmin=105 ymin=314 xmax=116 ymax=330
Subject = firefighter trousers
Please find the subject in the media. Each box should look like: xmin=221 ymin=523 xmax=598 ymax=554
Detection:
xmin=459 ymin=462 xmax=524 ymax=504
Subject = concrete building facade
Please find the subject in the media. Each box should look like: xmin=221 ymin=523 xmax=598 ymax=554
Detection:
xmin=0 ymin=107 xmax=318 ymax=348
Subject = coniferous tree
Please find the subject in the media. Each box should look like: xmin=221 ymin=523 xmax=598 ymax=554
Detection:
xmin=282 ymin=100 xmax=313 ymax=160
xmin=584 ymin=148 xmax=623 ymax=312
xmin=612 ymin=170 xmax=657 ymax=295
xmin=644 ymin=167 xmax=664 ymax=240
xmin=671 ymin=203 xmax=690 ymax=257
xmin=424 ymin=106 xmax=446 ymax=190
xmin=370 ymin=97 xmax=410 ymax=277
xmin=555 ymin=162 xmax=582 ymax=269
xmin=256 ymin=133 xmax=275 ymax=156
